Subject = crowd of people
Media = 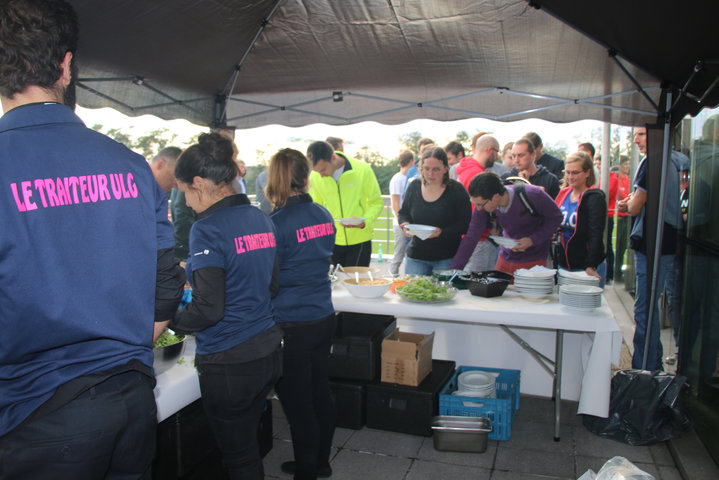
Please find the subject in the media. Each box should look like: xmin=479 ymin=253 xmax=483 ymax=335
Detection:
xmin=0 ymin=1 xmax=691 ymax=479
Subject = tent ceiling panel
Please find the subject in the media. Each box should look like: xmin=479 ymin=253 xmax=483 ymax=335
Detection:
xmin=68 ymin=0 xmax=715 ymax=129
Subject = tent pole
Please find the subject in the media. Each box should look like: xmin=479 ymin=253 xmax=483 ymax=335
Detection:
xmin=642 ymin=90 xmax=672 ymax=370
xmin=610 ymin=51 xmax=659 ymax=113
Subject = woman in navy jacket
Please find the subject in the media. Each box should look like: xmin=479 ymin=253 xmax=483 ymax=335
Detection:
xmin=266 ymin=148 xmax=337 ymax=480
xmin=555 ymin=151 xmax=608 ymax=284
xmin=171 ymin=133 xmax=283 ymax=480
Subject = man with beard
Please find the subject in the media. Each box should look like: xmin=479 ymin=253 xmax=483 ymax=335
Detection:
xmin=0 ymin=1 xmax=186 ymax=477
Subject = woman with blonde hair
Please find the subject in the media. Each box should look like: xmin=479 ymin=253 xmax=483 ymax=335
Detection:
xmin=554 ymin=151 xmax=608 ymax=284
xmin=266 ymin=148 xmax=337 ymax=479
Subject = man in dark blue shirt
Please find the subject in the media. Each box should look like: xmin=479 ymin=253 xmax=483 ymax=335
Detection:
xmin=0 ymin=1 xmax=185 ymax=477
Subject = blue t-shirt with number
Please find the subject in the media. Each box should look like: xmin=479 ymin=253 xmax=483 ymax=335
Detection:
xmin=559 ymin=193 xmax=578 ymax=244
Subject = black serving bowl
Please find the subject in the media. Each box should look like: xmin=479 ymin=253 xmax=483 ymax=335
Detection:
xmin=466 ymin=270 xmax=513 ymax=297
xmin=471 ymin=270 xmax=513 ymax=282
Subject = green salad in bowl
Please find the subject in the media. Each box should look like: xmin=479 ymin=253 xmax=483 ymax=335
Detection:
xmin=395 ymin=276 xmax=457 ymax=303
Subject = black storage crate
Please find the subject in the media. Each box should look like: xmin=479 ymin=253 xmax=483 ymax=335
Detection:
xmin=328 ymin=312 xmax=396 ymax=381
xmin=330 ymin=378 xmax=367 ymax=429
xmin=366 ymin=359 xmax=456 ymax=436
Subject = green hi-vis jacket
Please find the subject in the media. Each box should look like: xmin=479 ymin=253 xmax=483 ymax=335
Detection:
xmin=308 ymin=152 xmax=384 ymax=247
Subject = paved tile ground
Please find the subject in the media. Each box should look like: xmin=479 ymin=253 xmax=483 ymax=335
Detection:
xmin=264 ymin=395 xmax=682 ymax=480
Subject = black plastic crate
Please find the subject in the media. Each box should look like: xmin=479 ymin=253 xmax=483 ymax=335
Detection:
xmin=330 ymin=378 xmax=367 ymax=429
xmin=328 ymin=312 xmax=396 ymax=381
xmin=366 ymin=359 xmax=456 ymax=436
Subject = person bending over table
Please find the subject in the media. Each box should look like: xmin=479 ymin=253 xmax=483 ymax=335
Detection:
xmin=171 ymin=133 xmax=283 ymax=480
xmin=452 ymin=172 xmax=562 ymax=275
xmin=398 ymin=146 xmax=472 ymax=275
xmin=554 ymin=151 xmax=607 ymax=285
xmin=265 ymin=148 xmax=337 ymax=480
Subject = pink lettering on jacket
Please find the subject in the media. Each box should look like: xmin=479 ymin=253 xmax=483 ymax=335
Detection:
xmin=234 ymin=232 xmax=276 ymax=254
xmin=8 ymin=172 xmax=140 ymax=213
xmin=295 ymin=222 xmax=335 ymax=243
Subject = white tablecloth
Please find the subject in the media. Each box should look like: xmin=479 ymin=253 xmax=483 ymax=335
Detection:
xmin=332 ymin=286 xmax=622 ymax=417
xmin=152 ymin=286 xmax=622 ymax=421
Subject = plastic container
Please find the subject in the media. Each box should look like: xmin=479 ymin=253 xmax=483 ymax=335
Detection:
xmin=431 ymin=416 xmax=492 ymax=453
xmin=466 ymin=276 xmax=510 ymax=297
xmin=366 ymin=359 xmax=455 ymax=436
xmin=328 ymin=312 xmax=396 ymax=381
xmin=439 ymin=366 xmax=520 ymax=441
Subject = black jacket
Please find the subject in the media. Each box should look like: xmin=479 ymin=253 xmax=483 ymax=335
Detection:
xmin=555 ymin=187 xmax=607 ymax=270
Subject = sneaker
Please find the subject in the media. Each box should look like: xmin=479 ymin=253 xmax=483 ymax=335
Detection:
xmin=281 ymin=461 xmax=332 ymax=478
xmin=664 ymin=354 xmax=677 ymax=365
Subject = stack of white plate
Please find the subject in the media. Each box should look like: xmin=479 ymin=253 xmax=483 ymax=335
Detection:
xmin=453 ymin=370 xmax=496 ymax=398
xmin=559 ymin=284 xmax=603 ymax=312
xmin=513 ymin=266 xmax=556 ymax=297
xmin=557 ymin=269 xmax=601 ymax=287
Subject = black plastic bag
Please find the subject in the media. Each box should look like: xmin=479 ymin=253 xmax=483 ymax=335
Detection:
xmin=583 ymin=369 xmax=691 ymax=446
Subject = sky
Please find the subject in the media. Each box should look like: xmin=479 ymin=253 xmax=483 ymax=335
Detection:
xmin=75 ymin=106 xmax=608 ymax=165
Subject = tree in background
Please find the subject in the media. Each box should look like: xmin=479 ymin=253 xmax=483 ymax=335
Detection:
xmin=91 ymin=124 xmax=197 ymax=160
xmin=544 ymin=140 xmax=569 ymax=161
xmin=399 ymin=131 xmax=423 ymax=154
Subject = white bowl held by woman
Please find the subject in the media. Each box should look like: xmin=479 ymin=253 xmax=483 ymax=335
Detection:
xmin=405 ymin=224 xmax=436 ymax=240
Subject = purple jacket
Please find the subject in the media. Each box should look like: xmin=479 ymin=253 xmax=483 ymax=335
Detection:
xmin=452 ymin=184 xmax=562 ymax=269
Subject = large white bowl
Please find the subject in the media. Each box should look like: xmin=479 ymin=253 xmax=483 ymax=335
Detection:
xmin=336 ymin=266 xmax=377 ymax=281
xmin=405 ymin=224 xmax=436 ymax=240
xmin=342 ymin=277 xmax=392 ymax=298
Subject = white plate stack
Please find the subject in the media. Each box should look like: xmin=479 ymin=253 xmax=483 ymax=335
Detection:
xmin=513 ymin=266 xmax=556 ymax=297
xmin=559 ymin=284 xmax=603 ymax=312
xmin=453 ymin=371 xmax=497 ymax=398
xmin=557 ymin=269 xmax=601 ymax=287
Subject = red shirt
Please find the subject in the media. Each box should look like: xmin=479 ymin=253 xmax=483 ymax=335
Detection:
xmin=616 ymin=173 xmax=630 ymax=217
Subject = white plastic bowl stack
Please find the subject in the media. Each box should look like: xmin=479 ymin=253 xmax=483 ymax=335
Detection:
xmin=513 ymin=266 xmax=556 ymax=297
xmin=559 ymin=284 xmax=603 ymax=312
xmin=453 ymin=370 xmax=497 ymax=399
xmin=557 ymin=269 xmax=601 ymax=287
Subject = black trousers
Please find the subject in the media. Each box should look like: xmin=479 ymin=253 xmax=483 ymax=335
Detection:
xmin=275 ymin=314 xmax=337 ymax=480
xmin=0 ymin=371 xmax=157 ymax=480
xmin=197 ymin=345 xmax=282 ymax=480
xmin=332 ymin=240 xmax=372 ymax=267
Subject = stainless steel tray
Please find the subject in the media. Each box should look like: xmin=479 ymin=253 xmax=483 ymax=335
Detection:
xmin=431 ymin=416 xmax=492 ymax=453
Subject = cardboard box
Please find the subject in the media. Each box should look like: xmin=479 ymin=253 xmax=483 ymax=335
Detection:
xmin=381 ymin=329 xmax=434 ymax=386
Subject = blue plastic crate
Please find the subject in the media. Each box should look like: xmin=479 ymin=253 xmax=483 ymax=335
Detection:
xmin=438 ymin=366 xmax=520 ymax=441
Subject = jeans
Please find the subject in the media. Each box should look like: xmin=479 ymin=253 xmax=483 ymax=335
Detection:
xmin=405 ymin=256 xmax=453 ymax=276
xmin=0 ymin=371 xmax=157 ymax=480
xmin=275 ymin=314 xmax=337 ymax=480
xmin=390 ymin=224 xmax=408 ymax=276
xmin=632 ymin=251 xmax=674 ymax=370
xmin=198 ymin=346 xmax=283 ymax=480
